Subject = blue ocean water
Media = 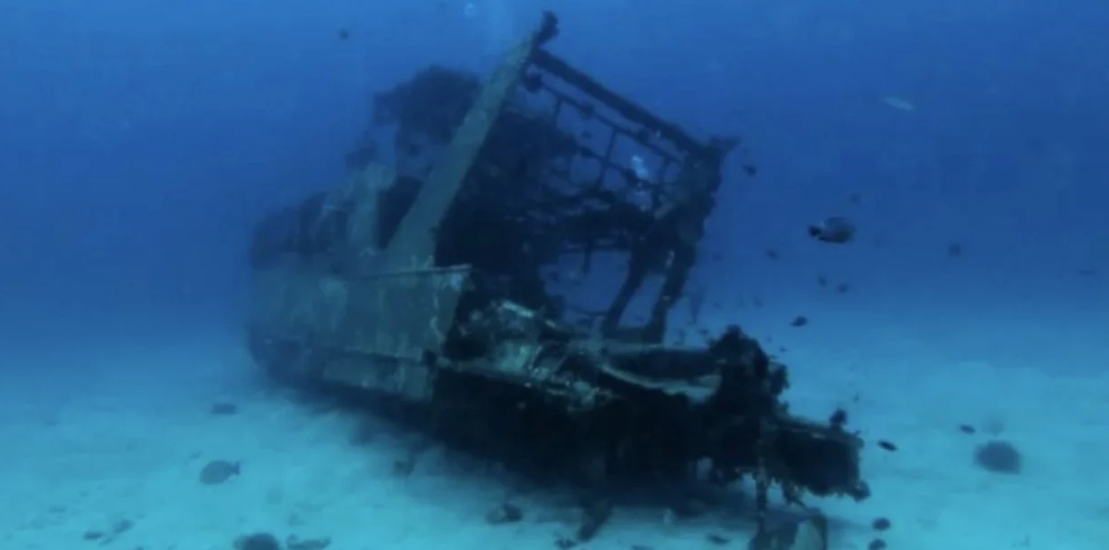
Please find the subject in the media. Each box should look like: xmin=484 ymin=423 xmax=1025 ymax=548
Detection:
xmin=1 ymin=1 xmax=1107 ymax=549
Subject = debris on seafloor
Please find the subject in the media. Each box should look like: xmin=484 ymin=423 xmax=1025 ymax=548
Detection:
xmin=81 ymin=518 xmax=134 ymax=544
xmin=234 ymin=533 xmax=281 ymax=550
xmin=286 ymin=534 xmax=332 ymax=550
xmin=748 ymin=513 xmax=828 ymax=550
xmin=575 ymin=497 xmax=614 ymax=542
xmin=872 ymin=517 xmax=892 ymax=531
xmin=868 ymin=539 xmax=888 ymax=550
xmin=974 ymin=439 xmax=1023 ymax=474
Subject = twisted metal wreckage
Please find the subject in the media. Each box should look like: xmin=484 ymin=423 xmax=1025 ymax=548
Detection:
xmin=247 ymin=13 xmax=869 ymax=549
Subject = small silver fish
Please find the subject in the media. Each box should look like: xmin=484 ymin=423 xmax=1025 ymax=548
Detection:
xmin=881 ymin=96 xmax=915 ymax=111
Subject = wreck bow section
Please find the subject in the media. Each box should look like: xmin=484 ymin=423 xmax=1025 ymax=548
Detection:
xmin=247 ymin=12 xmax=869 ymax=511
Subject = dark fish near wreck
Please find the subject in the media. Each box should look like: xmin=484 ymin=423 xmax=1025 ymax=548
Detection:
xmin=199 ymin=460 xmax=241 ymax=485
xmin=808 ymin=216 xmax=856 ymax=244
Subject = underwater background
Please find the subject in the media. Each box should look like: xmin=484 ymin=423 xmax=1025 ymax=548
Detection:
xmin=2 ymin=0 xmax=1108 ymax=549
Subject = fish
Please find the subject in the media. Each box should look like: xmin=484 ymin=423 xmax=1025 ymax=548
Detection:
xmin=198 ymin=460 xmax=241 ymax=485
xmin=881 ymin=96 xmax=915 ymax=111
xmin=808 ymin=216 xmax=856 ymax=244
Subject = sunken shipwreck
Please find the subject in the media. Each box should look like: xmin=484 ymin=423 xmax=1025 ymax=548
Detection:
xmin=247 ymin=12 xmax=870 ymax=550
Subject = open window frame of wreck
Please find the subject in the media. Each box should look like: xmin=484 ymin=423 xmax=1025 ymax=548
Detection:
xmin=365 ymin=16 xmax=743 ymax=345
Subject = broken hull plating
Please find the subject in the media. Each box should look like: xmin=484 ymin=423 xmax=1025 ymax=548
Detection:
xmin=247 ymin=264 xmax=868 ymax=500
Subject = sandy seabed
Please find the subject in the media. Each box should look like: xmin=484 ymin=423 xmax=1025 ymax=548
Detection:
xmin=2 ymin=308 xmax=1108 ymax=550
